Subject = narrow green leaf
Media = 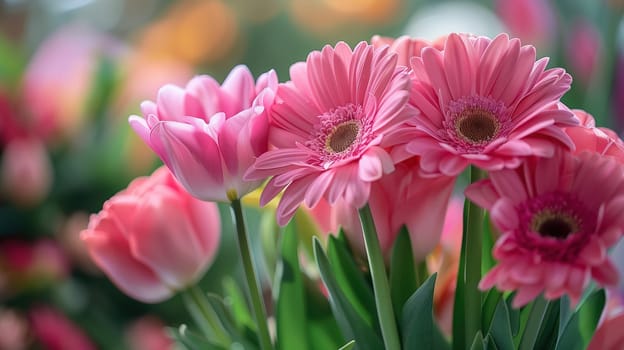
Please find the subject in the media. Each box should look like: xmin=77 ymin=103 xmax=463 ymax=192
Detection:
xmin=484 ymin=334 xmax=499 ymax=350
xmin=400 ymin=273 xmax=450 ymax=350
xmin=481 ymin=214 xmax=497 ymax=276
xmin=313 ymin=238 xmax=384 ymax=350
xmin=556 ymin=289 xmax=606 ymax=350
xmin=222 ymin=277 xmax=255 ymax=331
xmin=275 ymin=222 xmax=308 ymax=350
xmin=326 ymin=234 xmax=377 ymax=328
xmin=338 ymin=340 xmax=356 ymax=350
xmin=481 ymin=289 xmax=502 ymax=332
xmin=578 ymin=289 xmax=605 ymax=346
xmin=470 ymin=331 xmax=485 ymax=350
xmin=389 ymin=226 xmax=417 ymax=319
xmin=487 ymin=297 xmax=514 ymax=350
xmin=518 ymin=297 xmax=551 ymax=350
xmin=169 ymin=325 xmax=227 ymax=350
xmin=205 ymin=294 xmax=259 ymax=349
xmin=533 ymin=299 xmax=560 ymax=350
xmin=307 ymin=315 xmax=344 ymax=350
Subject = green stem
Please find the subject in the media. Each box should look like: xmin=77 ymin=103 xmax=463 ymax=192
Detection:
xmin=358 ymin=204 xmax=401 ymax=350
xmin=230 ymin=199 xmax=273 ymax=350
xmin=464 ymin=166 xmax=485 ymax=348
xmin=184 ymin=285 xmax=231 ymax=347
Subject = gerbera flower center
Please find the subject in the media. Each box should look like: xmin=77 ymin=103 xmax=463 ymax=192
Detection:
xmin=444 ymin=96 xmax=511 ymax=152
xmin=531 ymin=210 xmax=579 ymax=239
xmin=456 ymin=109 xmax=499 ymax=143
xmin=306 ymin=103 xmax=374 ymax=167
xmin=326 ymin=121 xmax=360 ymax=153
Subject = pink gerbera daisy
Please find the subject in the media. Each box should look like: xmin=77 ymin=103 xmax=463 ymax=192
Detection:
xmin=245 ymin=41 xmax=414 ymax=225
xmin=465 ymin=150 xmax=624 ymax=307
xmin=406 ymin=33 xmax=578 ymax=176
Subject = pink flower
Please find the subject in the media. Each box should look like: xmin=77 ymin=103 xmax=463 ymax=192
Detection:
xmin=566 ymin=20 xmax=602 ymax=85
xmin=564 ymin=109 xmax=624 ymax=162
xmin=81 ymin=167 xmax=220 ymax=303
xmin=406 ymin=33 xmax=578 ymax=176
xmin=245 ymin=41 xmax=414 ymax=225
xmin=330 ymin=157 xmax=455 ymax=261
xmin=495 ymin=0 xmax=555 ymax=48
xmin=1 ymin=137 xmax=53 ymax=207
xmin=466 ymin=150 xmax=624 ymax=307
xmin=370 ymin=35 xmax=445 ymax=67
xmin=22 ymin=24 xmax=124 ymax=143
xmin=129 ymin=65 xmax=277 ymax=202
xmin=587 ymin=311 xmax=624 ymax=350
xmin=126 ymin=316 xmax=174 ymax=350
xmin=29 ymin=306 xmax=96 ymax=350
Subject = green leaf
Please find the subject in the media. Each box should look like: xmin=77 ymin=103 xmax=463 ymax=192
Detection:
xmin=487 ymin=297 xmax=514 ymax=350
xmin=517 ymin=297 xmax=558 ymax=350
xmin=0 ymin=35 xmax=24 ymax=89
xmin=275 ymin=222 xmax=308 ymax=350
xmin=222 ymin=277 xmax=255 ymax=332
xmin=556 ymin=289 xmax=606 ymax=350
xmin=389 ymin=226 xmax=417 ymax=319
xmin=313 ymin=238 xmax=384 ymax=350
xmin=533 ymin=299 xmax=560 ymax=350
xmin=400 ymin=273 xmax=450 ymax=350
xmin=481 ymin=214 xmax=497 ymax=275
xmin=338 ymin=340 xmax=356 ymax=350
xmin=169 ymin=325 xmax=227 ymax=350
xmin=578 ymin=289 xmax=605 ymax=345
xmin=470 ymin=331 xmax=485 ymax=350
xmin=481 ymin=289 xmax=502 ymax=332
xmin=205 ymin=294 xmax=259 ymax=349
xmin=326 ymin=233 xmax=377 ymax=328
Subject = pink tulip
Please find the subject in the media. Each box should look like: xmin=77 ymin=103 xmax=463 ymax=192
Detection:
xmin=331 ymin=157 xmax=455 ymax=262
xmin=81 ymin=166 xmax=221 ymax=303
xmin=1 ymin=137 xmax=53 ymax=206
xmin=29 ymin=306 xmax=96 ymax=350
xmin=129 ymin=65 xmax=277 ymax=202
xmin=0 ymin=308 xmax=28 ymax=350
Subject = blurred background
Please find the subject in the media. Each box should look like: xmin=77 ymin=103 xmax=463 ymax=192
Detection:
xmin=0 ymin=0 xmax=622 ymax=348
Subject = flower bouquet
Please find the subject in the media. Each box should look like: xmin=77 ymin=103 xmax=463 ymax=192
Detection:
xmin=82 ymin=33 xmax=624 ymax=349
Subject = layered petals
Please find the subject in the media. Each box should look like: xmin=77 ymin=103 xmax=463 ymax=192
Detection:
xmin=81 ymin=167 xmax=220 ymax=303
xmin=406 ymin=33 xmax=578 ymax=176
xmin=466 ymin=150 xmax=624 ymax=307
xmin=246 ymin=41 xmax=415 ymax=225
xmin=129 ymin=65 xmax=277 ymax=202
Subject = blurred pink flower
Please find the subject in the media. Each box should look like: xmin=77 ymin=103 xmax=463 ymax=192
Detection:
xmin=1 ymin=137 xmax=52 ymax=206
xmin=22 ymin=23 xmax=125 ymax=143
xmin=331 ymin=157 xmax=455 ymax=262
xmin=0 ymin=239 xmax=69 ymax=296
xmin=495 ymin=0 xmax=555 ymax=48
xmin=466 ymin=150 xmax=624 ymax=307
xmin=370 ymin=35 xmax=445 ymax=67
xmin=29 ymin=306 xmax=95 ymax=350
xmin=81 ymin=166 xmax=221 ymax=303
xmin=0 ymin=308 xmax=28 ymax=350
xmin=129 ymin=65 xmax=277 ymax=202
xmin=406 ymin=33 xmax=577 ymax=176
xmin=566 ymin=20 xmax=602 ymax=85
xmin=564 ymin=109 xmax=624 ymax=162
xmin=246 ymin=42 xmax=414 ymax=225
xmin=587 ymin=310 xmax=624 ymax=350
xmin=126 ymin=316 xmax=174 ymax=350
